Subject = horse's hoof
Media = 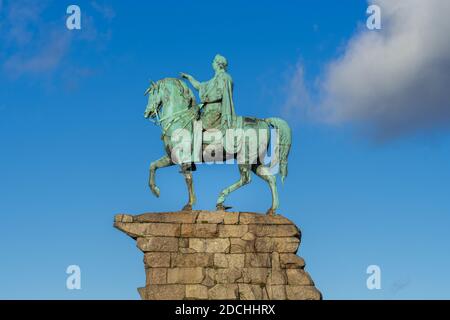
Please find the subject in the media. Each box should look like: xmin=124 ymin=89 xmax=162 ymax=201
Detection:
xmin=216 ymin=204 xmax=232 ymax=211
xmin=266 ymin=209 xmax=276 ymax=216
xmin=182 ymin=204 xmax=192 ymax=211
xmin=150 ymin=186 xmax=160 ymax=198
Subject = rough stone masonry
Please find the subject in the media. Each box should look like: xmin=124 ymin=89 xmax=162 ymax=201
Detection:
xmin=114 ymin=211 xmax=322 ymax=300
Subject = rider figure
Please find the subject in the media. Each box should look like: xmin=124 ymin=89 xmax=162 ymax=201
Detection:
xmin=180 ymin=54 xmax=236 ymax=130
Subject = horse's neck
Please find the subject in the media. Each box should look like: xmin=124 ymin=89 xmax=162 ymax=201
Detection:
xmin=160 ymin=99 xmax=188 ymax=122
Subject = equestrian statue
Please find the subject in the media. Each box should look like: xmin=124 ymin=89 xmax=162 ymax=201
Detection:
xmin=143 ymin=54 xmax=291 ymax=215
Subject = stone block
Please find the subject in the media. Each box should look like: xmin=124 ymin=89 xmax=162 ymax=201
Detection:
xmin=242 ymin=268 xmax=271 ymax=284
xmin=238 ymin=284 xmax=264 ymax=300
xmin=114 ymin=222 xmax=147 ymax=238
xmin=137 ymin=237 xmax=178 ymax=252
xmin=266 ymin=285 xmax=287 ymax=300
xmin=223 ymin=212 xmax=239 ymax=224
xmin=208 ymin=284 xmax=239 ymax=300
xmin=239 ymin=212 xmax=293 ymax=225
xmin=179 ymin=247 xmax=196 ymax=253
xmin=214 ymin=267 xmax=244 ymax=284
xmin=286 ymin=269 xmax=314 ymax=286
xmin=136 ymin=212 xmax=197 ymax=224
xmin=205 ymin=238 xmax=230 ymax=253
xmin=190 ymin=238 xmax=231 ymax=253
xmin=181 ymin=223 xmax=218 ymax=237
xmin=137 ymin=287 xmax=146 ymax=299
xmin=267 ymin=270 xmax=287 ymax=285
xmin=241 ymin=231 xmax=256 ymax=241
xmin=249 ymin=224 xmax=300 ymax=237
xmin=145 ymin=284 xmax=186 ymax=300
xmin=144 ymin=252 xmax=171 ymax=268
xmin=286 ymin=286 xmax=322 ymax=300
xmin=230 ymin=238 xmax=255 ymax=253
xmin=116 ymin=222 xmax=180 ymax=237
xmin=179 ymin=238 xmax=189 ymax=248
xmin=189 ymin=238 xmax=206 ymax=252
xmin=196 ymin=211 xmax=225 ymax=224
xmin=245 ymin=253 xmax=271 ymax=267
xmin=115 ymin=211 xmax=321 ymax=300
xmin=186 ymin=285 xmax=209 ymax=300
xmin=144 ymin=223 xmax=181 ymax=237
xmin=218 ymin=225 xmax=248 ymax=238
xmin=115 ymin=214 xmax=133 ymax=223
xmin=146 ymin=268 xmax=167 ymax=285
xmin=255 ymin=237 xmax=300 ymax=253
xmin=171 ymin=253 xmax=214 ymax=268
xmin=271 ymin=252 xmax=282 ymax=270
xmin=167 ymin=267 xmax=204 ymax=284
xmin=279 ymin=254 xmax=305 ymax=269
xmin=214 ymin=253 xmax=245 ymax=268
xmin=202 ymin=269 xmax=216 ymax=287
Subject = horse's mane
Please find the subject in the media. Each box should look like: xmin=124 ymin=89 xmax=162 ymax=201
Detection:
xmin=158 ymin=78 xmax=197 ymax=107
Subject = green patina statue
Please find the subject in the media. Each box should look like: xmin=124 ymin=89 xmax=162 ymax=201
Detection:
xmin=180 ymin=54 xmax=235 ymax=131
xmin=144 ymin=54 xmax=292 ymax=215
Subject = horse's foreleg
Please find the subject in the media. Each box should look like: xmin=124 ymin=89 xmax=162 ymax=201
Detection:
xmin=252 ymin=164 xmax=279 ymax=216
xmin=181 ymin=169 xmax=196 ymax=211
xmin=149 ymin=155 xmax=173 ymax=197
xmin=216 ymin=165 xmax=251 ymax=210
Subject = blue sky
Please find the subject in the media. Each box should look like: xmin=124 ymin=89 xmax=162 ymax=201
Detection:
xmin=0 ymin=0 xmax=449 ymax=299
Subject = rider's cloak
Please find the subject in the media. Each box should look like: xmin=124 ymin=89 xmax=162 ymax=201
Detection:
xmin=199 ymin=71 xmax=236 ymax=129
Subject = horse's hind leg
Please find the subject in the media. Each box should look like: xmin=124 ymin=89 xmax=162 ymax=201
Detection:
xmin=216 ymin=164 xmax=251 ymax=211
xmin=181 ymin=164 xmax=196 ymax=211
xmin=149 ymin=155 xmax=173 ymax=197
xmin=252 ymin=164 xmax=279 ymax=216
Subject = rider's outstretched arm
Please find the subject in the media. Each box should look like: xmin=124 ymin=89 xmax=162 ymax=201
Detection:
xmin=188 ymin=76 xmax=201 ymax=90
xmin=180 ymin=73 xmax=201 ymax=90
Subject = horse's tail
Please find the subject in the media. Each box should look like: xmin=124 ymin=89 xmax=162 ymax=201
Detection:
xmin=265 ymin=117 xmax=292 ymax=183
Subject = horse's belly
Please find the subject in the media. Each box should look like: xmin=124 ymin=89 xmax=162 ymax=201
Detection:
xmin=201 ymin=142 xmax=235 ymax=163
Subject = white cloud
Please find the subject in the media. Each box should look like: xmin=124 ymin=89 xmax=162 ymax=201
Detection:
xmin=0 ymin=1 xmax=70 ymax=78
xmin=91 ymin=1 xmax=116 ymax=20
xmin=0 ymin=1 xmax=115 ymax=80
xmin=282 ymin=62 xmax=312 ymax=119
xmin=288 ymin=0 xmax=450 ymax=139
xmin=4 ymin=29 xmax=71 ymax=76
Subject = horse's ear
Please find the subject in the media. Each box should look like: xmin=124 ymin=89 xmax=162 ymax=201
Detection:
xmin=144 ymin=79 xmax=158 ymax=96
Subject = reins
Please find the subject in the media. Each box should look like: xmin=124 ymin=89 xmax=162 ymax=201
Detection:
xmin=150 ymin=104 xmax=199 ymax=138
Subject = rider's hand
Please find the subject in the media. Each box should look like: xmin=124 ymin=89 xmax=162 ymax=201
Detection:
xmin=179 ymin=72 xmax=190 ymax=79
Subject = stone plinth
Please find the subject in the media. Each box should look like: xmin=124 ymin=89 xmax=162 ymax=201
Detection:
xmin=114 ymin=211 xmax=322 ymax=300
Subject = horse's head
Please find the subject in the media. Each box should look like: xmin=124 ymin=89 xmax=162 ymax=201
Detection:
xmin=144 ymin=78 xmax=197 ymax=121
xmin=144 ymin=80 xmax=162 ymax=119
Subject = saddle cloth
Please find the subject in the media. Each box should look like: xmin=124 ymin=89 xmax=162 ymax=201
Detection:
xmin=196 ymin=116 xmax=264 ymax=163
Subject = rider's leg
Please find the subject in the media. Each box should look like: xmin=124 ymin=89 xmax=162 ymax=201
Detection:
xmin=149 ymin=155 xmax=173 ymax=197
xmin=216 ymin=164 xmax=251 ymax=210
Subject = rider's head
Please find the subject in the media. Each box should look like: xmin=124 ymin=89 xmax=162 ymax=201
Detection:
xmin=213 ymin=54 xmax=228 ymax=72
